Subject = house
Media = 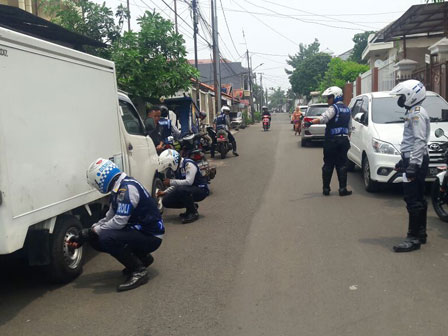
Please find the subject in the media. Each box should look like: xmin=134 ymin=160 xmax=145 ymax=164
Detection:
xmin=348 ymin=2 xmax=448 ymax=101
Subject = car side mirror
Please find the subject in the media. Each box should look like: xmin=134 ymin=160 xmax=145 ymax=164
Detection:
xmin=354 ymin=112 xmax=364 ymax=123
xmin=435 ymin=128 xmax=445 ymax=138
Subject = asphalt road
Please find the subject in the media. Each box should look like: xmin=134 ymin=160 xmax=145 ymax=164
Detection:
xmin=2 ymin=113 xmax=448 ymax=336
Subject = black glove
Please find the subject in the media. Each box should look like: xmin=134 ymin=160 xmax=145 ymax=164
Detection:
xmin=304 ymin=121 xmax=312 ymax=128
xmin=395 ymin=159 xmax=404 ymax=172
xmin=405 ymin=163 xmax=419 ymax=179
xmin=68 ymin=228 xmax=97 ymax=248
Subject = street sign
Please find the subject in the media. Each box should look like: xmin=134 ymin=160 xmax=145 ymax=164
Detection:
xmin=425 ymin=54 xmax=431 ymax=64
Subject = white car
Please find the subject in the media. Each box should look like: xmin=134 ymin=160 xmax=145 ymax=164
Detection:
xmin=301 ymin=104 xmax=328 ymax=147
xmin=348 ymin=91 xmax=448 ymax=192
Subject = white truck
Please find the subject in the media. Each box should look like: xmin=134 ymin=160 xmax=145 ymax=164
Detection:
xmin=0 ymin=27 xmax=162 ymax=282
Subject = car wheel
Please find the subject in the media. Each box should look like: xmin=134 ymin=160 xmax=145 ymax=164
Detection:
xmin=47 ymin=215 xmax=84 ymax=283
xmin=301 ymin=138 xmax=308 ymax=147
xmin=362 ymin=156 xmax=379 ymax=192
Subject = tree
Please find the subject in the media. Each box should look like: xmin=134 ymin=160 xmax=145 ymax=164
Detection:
xmin=349 ymin=31 xmax=376 ymax=64
xmin=111 ymin=11 xmax=198 ymax=101
xmin=286 ymin=39 xmax=320 ymax=74
xmin=40 ymin=0 xmax=128 ymax=58
xmin=268 ymin=87 xmax=286 ymax=111
xmin=318 ymin=58 xmax=369 ymax=92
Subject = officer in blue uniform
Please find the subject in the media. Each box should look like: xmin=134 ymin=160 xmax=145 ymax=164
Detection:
xmin=159 ymin=105 xmax=180 ymax=145
xmin=68 ymin=158 xmax=164 ymax=292
xmin=158 ymin=149 xmax=210 ymax=223
xmin=213 ymin=105 xmax=239 ymax=157
xmin=391 ymin=80 xmax=430 ymax=253
xmin=304 ymin=86 xmax=352 ymax=196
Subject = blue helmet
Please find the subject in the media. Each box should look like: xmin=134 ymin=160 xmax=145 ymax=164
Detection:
xmin=86 ymin=158 xmax=122 ymax=193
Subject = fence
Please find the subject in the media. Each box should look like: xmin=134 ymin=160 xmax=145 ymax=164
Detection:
xmin=378 ymin=59 xmax=395 ymax=91
xmin=360 ymin=69 xmax=372 ymax=94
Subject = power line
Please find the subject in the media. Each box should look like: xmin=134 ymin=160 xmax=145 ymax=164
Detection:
xmin=251 ymin=51 xmax=289 ymax=57
xmin=219 ymin=0 xmax=240 ymax=57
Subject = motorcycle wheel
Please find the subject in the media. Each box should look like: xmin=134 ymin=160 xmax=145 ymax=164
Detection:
xmin=220 ymin=145 xmax=227 ymax=159
xmin=431 ymin=179 xmax=448 ymax=222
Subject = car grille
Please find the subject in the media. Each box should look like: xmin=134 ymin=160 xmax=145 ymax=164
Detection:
xmin=428 ymin=142 xmax=446 ymax=165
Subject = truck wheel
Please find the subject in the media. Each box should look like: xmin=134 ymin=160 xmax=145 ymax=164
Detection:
xmin=362 ymin=156 xmax=379 ymax=192
xmin=48 ymin=215 xmax=84 ymax=283
xmin=431 ymin=179 xmax=448 ymax=222
xmin=152 ymin=177 xmax=165 ymax=214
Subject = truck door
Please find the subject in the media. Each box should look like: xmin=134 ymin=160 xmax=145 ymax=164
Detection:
xmin=348 ymin=98 xmax=364 ymax=166
xmin=119 ymin=100 xmax=154 ymax=189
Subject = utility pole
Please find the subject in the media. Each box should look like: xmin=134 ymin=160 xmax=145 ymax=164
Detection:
xmin=246 ymin=49 xmax=254 ymax=123
xmin=192 ymin=0 xmax=200 ymax=110
xmin=174 ymin=0 xmax=178 ymax=34
xmin=260 ymin=73 xmax=264 ymax=108
xmin=211 ymin=0 xmax=222 ymax=115
xmin=126 ymin=0 xmax=131 ymax=32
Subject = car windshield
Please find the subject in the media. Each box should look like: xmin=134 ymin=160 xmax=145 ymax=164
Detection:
xmin=306 ymin=106 xmax=327 ymax=117
xmin=372 ymin=96 xmax=448 ymax=124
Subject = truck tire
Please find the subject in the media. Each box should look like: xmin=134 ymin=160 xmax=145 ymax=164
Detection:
xmin=152 ymin=177 xmax=165 ymax=214
xmin=431 ymin=179 xmax=448 ymax=222
xmin=47 ymin=215 xmax=84 ymax=283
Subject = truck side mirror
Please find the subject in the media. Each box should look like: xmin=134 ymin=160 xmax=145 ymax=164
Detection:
xmin=354 ymin=112 xmax=364 ymax=123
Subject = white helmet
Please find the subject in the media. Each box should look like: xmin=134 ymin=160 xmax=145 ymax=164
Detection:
xmin=390 ymin=79 xmax=426 ymax=109
xmin=86 ymin=158 xmax=122 ymax=194
xmin=159 ymin=149 xmax=181 ymax=172
xmin=322 ymin=86 xmax=343 ymax=103
xmin=221 ymin=105 xmax=230 ymax=114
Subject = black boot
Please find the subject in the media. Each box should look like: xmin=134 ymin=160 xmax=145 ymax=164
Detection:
xmin=122 ymin=253 xmax=154 ymax=276
xmin=115 ymin=246 xmax=149 ymax=292
xmin=337 ymin=167 xmax=352 ymax=196
xmin=179 ymin=203 xmax=199 ymax=218
xmin=393 ymin=210 xmax=421 ymax=253
xmin=232 ymin=142 xmax=239 ymax=156
xmin=418 ymin=204 xmax=428 ymax=244
xmin=322 ymin=166 xmax=332 ymax=196
xmin=182 ymin=212 xmax=199 ymax=224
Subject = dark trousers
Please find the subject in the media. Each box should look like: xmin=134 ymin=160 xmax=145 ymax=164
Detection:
xmin=211 ymin=130 xmax=237 ymax=156
xmin=403 ymin=156 xmax=429 ymax=238
xmin=322 ymin=136 xmax=350 ymax=190
xmin=90 ymin=228 xmax=162 ymax=259
xmin=162 ymin=185 xmax=209 ymax=213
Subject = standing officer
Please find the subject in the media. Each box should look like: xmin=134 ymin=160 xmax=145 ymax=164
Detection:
xmin=68 ymin=158 xmax=165 ymax=291
xmin=391 ymin=80 xmax=429 ymax=253
xmin=304 ymin=86 xmax=352 ymax=196
xmin=159 ymin=105 xmax=180 ymax=144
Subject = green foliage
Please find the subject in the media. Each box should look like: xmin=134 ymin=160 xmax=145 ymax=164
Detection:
xmin=268 ymin=87 xmax=286 ymax=110
xmin=254 ymin=111 xmax=261 ymax=122
xmin=111 ymin=11 xmax=198 ymax=100
xmin=318 ymin=58 xmax=369 ymax=92
xmin=40 ymin=0 xmax=128 ymax=58
xmin=286 ymin=39 xmax=320 ymax=74
xmin=349 ymin=31 xmax=376 ymax=64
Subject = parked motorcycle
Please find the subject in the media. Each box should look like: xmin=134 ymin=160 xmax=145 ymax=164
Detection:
xmin=216 ymin=128 xmax=233 ymax=159
xmin=262 ymin=115 xmax=270 ymax=131
xmin=178 ymin=133 xmax=216 ymax=181
xmin=431 ymin=128 xmax=448 ymax=221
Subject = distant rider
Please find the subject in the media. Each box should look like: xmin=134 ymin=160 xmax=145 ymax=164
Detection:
xmin=391 ymin=80 xmax=430 ymax=253
xmin=157 ymin=149 xmax=210 ymax=224
xmin=68 ymin=158 xmax=164 ymax=292
xmin=292 ymin=106 xmax=303 ymax=136
xmin=262 ymin=106 xmax=271 ymax=126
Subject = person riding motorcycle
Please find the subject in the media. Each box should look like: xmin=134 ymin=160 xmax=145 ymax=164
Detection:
xmin=262 ymin=106 xmax=271 ymax=125
xmin=391 ymin=80 xmax=430 ymax=253
xmin=157 ymin=149 xmax=210 ymax=224
xmin=304 ymin=86 xmax=352 ymax=196
xmin=68 ymin=159 xmax=164 ymax=292
xmin=212 ymin=106 xmax=239 ymax=157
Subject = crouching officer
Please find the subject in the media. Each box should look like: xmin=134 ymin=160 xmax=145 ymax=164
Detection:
xmin=304 ymin=86 xmax=352 ymax=196
xmin=391 ymin=80 xmax=430 ymax=253
xmin=68 ymin=158 xmax=164 ymax=291
xmin=157 ymin=149 xmax=209 ymax=223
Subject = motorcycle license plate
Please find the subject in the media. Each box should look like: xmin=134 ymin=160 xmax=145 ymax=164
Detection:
xmin=428 ymin=167 xmax=439 ymax=177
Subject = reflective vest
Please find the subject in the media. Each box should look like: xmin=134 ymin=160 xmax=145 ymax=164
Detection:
xmin=176 ymin=159 xmax=209 ymax=191
xmin=158 ymin=118 xmax=172 ymax=142
xmin=111 ymin=177 xmax=165 ymax=236
xmin=325 ymin=103 xmax=351 ymax=138
xmin=216 ymin=113 xmax=227 ymax=130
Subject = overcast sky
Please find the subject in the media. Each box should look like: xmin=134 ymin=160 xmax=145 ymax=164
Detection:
xmin=94 ymin=0 xmax=423 ymax=91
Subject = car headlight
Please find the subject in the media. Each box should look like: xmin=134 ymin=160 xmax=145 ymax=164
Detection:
xmin=372 ymin=138 xmax=400 ymax=155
